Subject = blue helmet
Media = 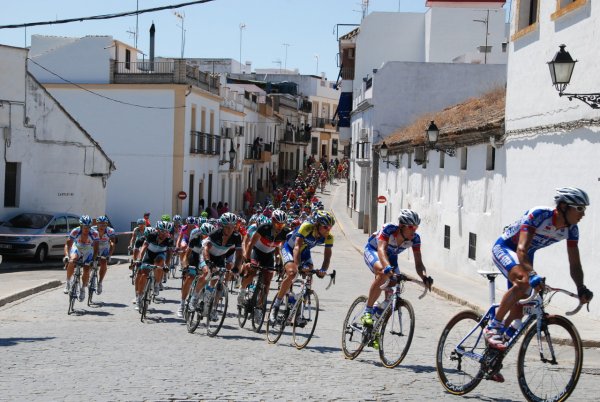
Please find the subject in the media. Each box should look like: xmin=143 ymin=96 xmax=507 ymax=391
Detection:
xmin=79 ymin=215 xmax=92 ymax=226
xmin=136 ymin=218 xmax=145 ymax=225
xmin=96 ymin=215 xmax=109 ymax=224
xmin=172 ymin=214 xmax=182 ymax=222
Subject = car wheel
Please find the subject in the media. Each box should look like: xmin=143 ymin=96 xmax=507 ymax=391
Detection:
xmin=34 ymin=244 xmax=48 ymax=263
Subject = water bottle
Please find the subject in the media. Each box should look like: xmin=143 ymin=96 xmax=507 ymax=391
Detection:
xmin=248 ymin=283 xmax=256 ymax=294
xmin=204 ymin=286 xmax=214 ymax=301
xmin=373 ymin=301 xmax=382 ymax=317
xmin=503 ymin=319 xmax=522 ymax=342
xmin=378 ymin=299 xmax=390 ymax=313
xmin=288 ymin=292 xmax=296 ymax=306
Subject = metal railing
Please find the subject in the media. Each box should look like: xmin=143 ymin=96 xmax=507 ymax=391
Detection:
xmin=114 ymin=61 xmax=174 ymax=74
xmin=190 ymin=131 xmax=221 ymax=155
xmin=244 ymin=144 xmax=261 ymax=160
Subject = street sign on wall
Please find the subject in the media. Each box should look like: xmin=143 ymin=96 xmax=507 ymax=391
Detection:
xmin=177 ymin=191 xmax=187 ymax=200
xmin=377 ymin=195 xmax=387 ymax=204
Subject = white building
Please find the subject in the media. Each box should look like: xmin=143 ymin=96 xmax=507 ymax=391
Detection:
xmin=28 ymin=35 xmax=230 ymax=231
xmin=0 ymin=44 xmax=114 ymax=219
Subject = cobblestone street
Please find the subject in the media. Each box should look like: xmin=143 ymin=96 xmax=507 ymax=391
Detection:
xmin=1 ymin=218 xmax=598 ymax=401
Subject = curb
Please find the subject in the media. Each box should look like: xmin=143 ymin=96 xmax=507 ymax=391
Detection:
xmin=0 ymin=280 xmax=62 ymax=308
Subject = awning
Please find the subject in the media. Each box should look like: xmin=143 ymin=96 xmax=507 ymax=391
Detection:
xmin=333 ymin=92 xmax=352 ymax=128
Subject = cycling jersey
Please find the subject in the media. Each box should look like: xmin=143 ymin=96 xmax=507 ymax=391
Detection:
xmin=252 ymin=223 xmax=291 ymax=254
xmin=285 ymin=221 xmax=333 ymax=251
xmin=68 ymin=227 xmax=99 ymax=264
xmin=187 ymin=235 xmax=205 ymax=270
xmin=246 ymin=224 xmax=258 ymax=239
xmin=93 ymin=226 xmax=116 ymax=257
xmin=171 ymin=223 xmax=182 ymax=239
xmin=203 ymin=228 xmax=242 ymax=257
xmin=179 ymin=224 xmax=196 ymax=241
xmin=142 ymin=232 xmax=173 ymax=263
xmin=366 ymin=223 xmax=421 ymax=255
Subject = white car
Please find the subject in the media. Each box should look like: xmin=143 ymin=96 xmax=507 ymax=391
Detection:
xmin=0 ymin=212 xmax=80 ymax=263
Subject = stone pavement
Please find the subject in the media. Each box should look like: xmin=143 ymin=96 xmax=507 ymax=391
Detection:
xmin=326 ymin=181 xmax=600 ymax=347
xmin=1 ymin=180 xmax=599 ymax=401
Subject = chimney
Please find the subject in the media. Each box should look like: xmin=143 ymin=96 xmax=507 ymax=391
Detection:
xmin=149 ymin=23 xmax=155 ymax=71
xmin=245 ymin=61 xmax=252 ymax=73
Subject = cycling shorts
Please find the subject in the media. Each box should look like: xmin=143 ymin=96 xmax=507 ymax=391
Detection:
xmin=250 ymin=248 xmax=276 ymax=269
xmin=134 ymin=238 xmax=145 ymax=249
xmin=491 ymin=239 xmax=535 ymax=289
xmin=281 ymin=243 xmax=313 ymax=267
xmin=363 ymin=245 xmax=399 ymax=275
xmin=142 ymin=250 xmax=166 ymax=265
xmin=70 ymin=244 xmax=94 ymax=265
xmin=98 ymin=244 xmax=110 ymax=258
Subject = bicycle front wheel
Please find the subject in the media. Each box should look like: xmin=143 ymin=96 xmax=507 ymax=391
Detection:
xmin=251 ymin=286 xmax=268 ymax=333
xmin=292 ymin=290 xmax=319 ymax=349
xmin=237 ymin=288 xmax=250 ymax=329
xmin=140 ymin=280 xmax=152 ymax=322
xmin=517 ymin=315 xmax=583 ymax=402
xmin=87 ymin=276 xmax=96 ymax=306
xmin=206 ymin=286 xmax=228 ymax=337
xmin=378 ymin=299 xmax=415 ymax=368
xmin=266 ymin=303 xmax=286 ymax=344
xmin=67 ymin=282 xmax=78 ymax=315
xmin=436 ymin=310 xmax=485 ymax=396
xmin=341 ymin=295 xmax=368 ymax=360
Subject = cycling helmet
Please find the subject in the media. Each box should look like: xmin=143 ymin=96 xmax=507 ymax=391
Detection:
xmin=280 ymin=202 xmax=287 ymax=209
xmin=136 ymin=218 xmax=145 ymax=225
xmin=186 ymin=216 xmax=195 ymax=224
xmin=79 ymin=215 xmax=92 ymax=226
xmin=201 ymin=211 xmax=208 ymax=218
xmin=144 ymin=227 xmax=156 ymax=236
xmin=161 ymin=214 xmax=171 ymax=222
xmin=237 ymin=216 xmax=247 ymax=226
xmin=200 ymin=222 xmax=216 ymax=236
xmin=155 ymin=221 xmax=167 ymax=231
xmin=257 ymin=215 xmax=271 ymax=226
xmin=397 ymin=209 xmax=421 ymax=226
xmin=96 ymin=215 xmax=109 ymax=224
xmin=165 ymin=221 xmax=174 ymax=231
xmin=189 ymin=228 xmax=202 ymax=241
xmin=554 ymin=187 xmax=590 ymax=206
xmin=172 ymin=214 xmax=182 ymax=222
xmin=220 ymin=212 xmax=237 ymax=226
xmin=198 ymin=217 xmax=207 ymax=225
xmin=314 ymin=210 xmax=335 ymax=227
xmin=272 ymin=209 xmax=287 ymax=224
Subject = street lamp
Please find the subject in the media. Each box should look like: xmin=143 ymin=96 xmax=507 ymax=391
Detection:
xmin=378 ymin=141 xmax=400 ymax=168
xmin=547 ymin=44 xmax=600 ymax=109
xmin=220 ymin=140 xmax=237 ymax=169
xmin=173 ymin=11 xmax=186 ymax=59
xmin=425 ymin=121 xmax=455 ymax=157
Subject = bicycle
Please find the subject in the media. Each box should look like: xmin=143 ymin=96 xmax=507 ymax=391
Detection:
xmin=237 ymin=264 xmax=275 ymax=333
xmin=87 ymin=258 xmax=101 ymax=306
xmin=65 ymin=257 xmax=86 ymax=315
xmin=341 ymin=273 xmax=429 ymax=368
xmin=137 ymin=263 xmax=159 ymax=322
xmin=186 ymin=264 xmax=229 ymax=337
xmin=169 ymin=250 xmax=180 ymax=280
xmin=435 ymin=278 xmax=588 ymax=401
xmin=266 ymin=269 xmax=336 ymax=349
xmin=184 ymin=272 xmax=207 ymax=334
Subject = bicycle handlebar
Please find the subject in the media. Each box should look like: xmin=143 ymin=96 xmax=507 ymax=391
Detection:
xmin=380 ymin=273 xmax=431 ymax=299
xmin=518 ymin=279 xmax=589 ymax=316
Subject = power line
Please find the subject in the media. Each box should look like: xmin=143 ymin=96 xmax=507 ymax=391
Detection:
xmin=0 ymin=0 xmax=216 ymax=30
xmin=28 ymin=58 xmax=186 ymax=110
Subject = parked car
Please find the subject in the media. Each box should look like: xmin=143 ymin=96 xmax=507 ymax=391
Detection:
xmin=0 ymin=212 xmax=80 ymax=263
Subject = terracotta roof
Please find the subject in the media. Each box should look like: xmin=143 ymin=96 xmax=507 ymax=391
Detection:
xmin=383 ymin=87 xmax=505 ymax=149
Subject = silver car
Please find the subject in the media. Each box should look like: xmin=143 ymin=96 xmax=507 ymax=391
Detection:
xmin=0 ymin=212 xmax=81 ymax=262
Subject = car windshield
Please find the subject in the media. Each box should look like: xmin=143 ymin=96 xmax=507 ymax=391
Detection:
xmin=4 ymin=213 xmax=53 ymax=229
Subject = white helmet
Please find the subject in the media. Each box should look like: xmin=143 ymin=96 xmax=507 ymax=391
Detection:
xmin=554 ymin=187 xmax=590 ymax=206
xmin=271 ymin=209 xmax=287 ymax=224
xmin=397 ymin=209 xmax=421 ymax=226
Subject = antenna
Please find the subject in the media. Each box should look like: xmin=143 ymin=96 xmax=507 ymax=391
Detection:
xmin=282 ymin=43 xmax=291 ymax=71
xmin=272 ymin=58 xmax=282 ymax=73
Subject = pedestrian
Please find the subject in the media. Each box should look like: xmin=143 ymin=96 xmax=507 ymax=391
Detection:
xmin=217 ymin=201 xmax=224 ymax=216
xmin=209 ymin=202 xmax=219 ymax=219
xmin=143 ymin=212 xmax=151 ymax=227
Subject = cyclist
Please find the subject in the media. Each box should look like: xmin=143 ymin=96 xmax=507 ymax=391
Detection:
xmin=177 ymin=222 xmax=215 ymax=317
xmin=129 ymin=219 xmax=146 ymax=271
xmin=63 ymin=215 xmax=99 ymax=302
xmin=486 ymin=187 xmax=594 ymax=350
xmin=188 ymin=212 xmax=243 ymax=312
xmin=270 ymin=210 xmax=335 ymax=323
xmin=361 ymin=209 xmax=433 ymax=328
xmin=238 ymin=209 xmax=290 ymax=307
xmin=177 ymin=216 xmax=197 ymax=266
xmin=92 ymin=215 xmax=116 ymax=295
xmin=134 ymin=221 xmax=173 ymax=307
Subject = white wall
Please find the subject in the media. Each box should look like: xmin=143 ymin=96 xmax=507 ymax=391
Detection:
xmin=46 ymin=86 xmax=174 ymax=231
xmin=29 ymin=36 xmax=113 ymax=84
xmin=0 ymin=45 xmax=111 ymax=218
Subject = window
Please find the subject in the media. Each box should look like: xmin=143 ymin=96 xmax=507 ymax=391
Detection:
xmin=332 ymin=139 xmax=338 ymax=157
xmin=444 ymin=225 xmax=450 ymax=249
xmin=468 ymin=232 xmax=477 ymax=260
xmin=460 ymin=147 xmax=468 ymax=170
xmin=486 ymin=145 xmax=495 ymax=171
xmin=552 ymin=0 xmax=587 ymax=20
xmin=407 ymin=152 xmax=412 ymax=169
xmin=4 ymin=162 xmax=20 ymax=207
xmin=502 ymin=42 xmax=508 ymax=53
xmin=46 ymin=216 xmax=68 ymax=234
xmin=311 ymin=137 xmax=318 ymax=155
xmin=67 ymin=216 xmax=80 ymax=230
xmin=125 ymin=49 xmax=131 ymax=70
xmin=516 ymin=0 xmax=539 ymax=32
xmin=439 ymin=152 xmax=445 ymax=169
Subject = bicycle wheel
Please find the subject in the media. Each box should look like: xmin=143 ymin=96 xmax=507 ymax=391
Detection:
xmin=140 ymin=280 xmax=152 ymax=322
xmin=87 ymin=275 xmax=96 ymax=306
xmin=341 ymin=295 xmax=369 ymax=359
xmin=379 ymin=299 xmax=415 ymax=368
xmin=436 ymin=310 xmax=485 ymax=396
xmin=67 ymin=282 xmax=78 ymax=315
xmin=292 ymin=290 xmax=319 ymax=349
xmin=206 ymin=285 xmax=228 ymax=337
xmin=251 ymin=286 xmax=268 ymax=333
xmin=266 ymin=302 xmax=286 ymax=344
xmin=517 ymin=315 xmax=583 ymax=402
xmin=237 ymin=287 xmax=250 ymax=328
xmin=186 ymin=302 xmax=203 ymax=334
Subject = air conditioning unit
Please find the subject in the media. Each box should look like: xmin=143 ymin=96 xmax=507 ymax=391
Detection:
xmin=359 ymin=128 xmax=369 ymax=142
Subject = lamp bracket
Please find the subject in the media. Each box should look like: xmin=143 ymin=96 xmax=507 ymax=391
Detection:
xmin=559 ymin=92 xmax=600 ymax=109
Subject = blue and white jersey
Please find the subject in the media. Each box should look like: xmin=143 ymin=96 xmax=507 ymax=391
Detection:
xmin=92 ymin=226 xmax=116 ymax=250
xmin=366 ymin=223 xmax=421 ymax=255
xmin=69 ymin=227 xmax=99 ymax=252
xmin=499 ymin=206 xmax=579 ymax=253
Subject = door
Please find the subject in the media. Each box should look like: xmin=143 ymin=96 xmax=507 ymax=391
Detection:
xmin=188 ymin=173 xmax=195 ymax=216
xmin=208 ymin=174 xmax=213 ymax=207
xmin=46 ymin=216 xmax=69 ymax=256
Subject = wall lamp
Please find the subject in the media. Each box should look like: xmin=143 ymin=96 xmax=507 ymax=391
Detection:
xmin=425 ymin=121 xmax=456 ymax=157
xmin=548 ymin=44 xmax=600 ymax=109
xmin=379 ymin=142 xmax=400 ymax=168
xmin=219 ymin=139 xmax=237 ymax=169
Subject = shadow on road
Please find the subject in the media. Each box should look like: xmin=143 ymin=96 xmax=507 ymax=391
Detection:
xmin=0 ymin=336 xmax=56 ymax=347
xmin=96 ymin=302 xmax=128 ymax=309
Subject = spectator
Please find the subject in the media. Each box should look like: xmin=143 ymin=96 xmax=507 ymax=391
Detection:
xmin=222 ymin=202 xmax=230 ymax=214
xmin=252 ymin=137 xmax=262 ymax=159
xmin=143 ymin=212 xmax=151 ymax=227
xmin=199 ymin=198 xmax=205 ymax=213
xmin=208 ymin=202 xmax=219 ymax=219
xmin=217 ymin=201 xmax=224 ymax=216
xmin=271 ymin=171 xmax=277 ymax=192
xmin=243 ymin=187 xmax=254 ymax=215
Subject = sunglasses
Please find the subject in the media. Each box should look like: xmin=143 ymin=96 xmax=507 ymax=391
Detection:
xmin=569 ymin=205 xmax=586 ymax=212
xmin=320 ymin=225 xmax=332 ymax=231
xmin=405 ymin=225 xmax=419 ymax=231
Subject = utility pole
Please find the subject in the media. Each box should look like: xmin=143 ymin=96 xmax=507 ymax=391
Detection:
xmin=174 ymin=11 xmax=186 ymax=58
xmin=135 ymin=0 xmax=139 ymax=49
xmin=239 ymin=23 xmax=246 ymax=73
xmin=314 ymin=54 xmax=319 ymax=75
xmin=473 ymin=10 xmax=490 ymax=64
xmin=282 ymin=43 xmax=291 ymax=71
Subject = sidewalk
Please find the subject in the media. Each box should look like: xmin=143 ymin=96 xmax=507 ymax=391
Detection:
xmin=326 ymin=180 xmax=600 ymax=347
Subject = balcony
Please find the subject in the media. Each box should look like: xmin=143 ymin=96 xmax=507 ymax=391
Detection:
xmin=190 ymin=131 xmax=221 ymax=155
xmin=280 ymin=128 xmax=311 ymax=145
xmin=244 ymin=144 xmax=262 ymax=163
xmin=312 ymin=117 xmax=337 ymax=130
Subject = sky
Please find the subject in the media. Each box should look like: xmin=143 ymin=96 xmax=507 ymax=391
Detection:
xmin=0 ymin=0 xmax=435 ymax=80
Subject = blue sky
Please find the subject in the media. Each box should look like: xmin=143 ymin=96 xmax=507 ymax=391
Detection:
xmin=0 ymin=0 xmax=435 ymax=80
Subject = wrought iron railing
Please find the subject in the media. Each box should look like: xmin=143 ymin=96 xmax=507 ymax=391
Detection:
xmin=190 ymin=131 xmax=220 ymax=155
